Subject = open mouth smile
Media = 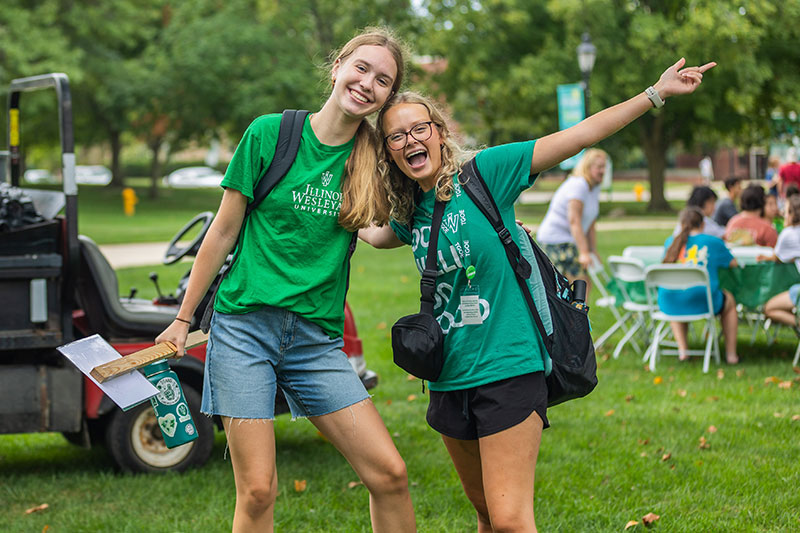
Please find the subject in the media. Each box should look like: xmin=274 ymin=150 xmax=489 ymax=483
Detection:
xmin=405 ymin=148 xmax=428 ymax=169
xmin=349 ymin=89 xmax=370 ymax=104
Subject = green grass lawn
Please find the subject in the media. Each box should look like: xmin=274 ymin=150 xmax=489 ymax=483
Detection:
xmin=3 ymin=224 xmax=800 ymax=531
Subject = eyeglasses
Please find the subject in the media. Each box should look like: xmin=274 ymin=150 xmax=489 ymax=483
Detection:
xmin=384 ymin=121 xmax=434 ymax=151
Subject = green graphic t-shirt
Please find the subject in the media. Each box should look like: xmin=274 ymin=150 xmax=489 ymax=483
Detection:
xmin=390 ymin=141 xmax=546 ymax=391
xmin=215 ymin=113 xmax=354 ymax=338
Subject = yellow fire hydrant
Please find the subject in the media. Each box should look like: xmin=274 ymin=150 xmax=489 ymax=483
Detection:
xmin=122 ymin=187 xmax=138 ymax=216
xmin=633 ymin=183 xmax=645 ymax=202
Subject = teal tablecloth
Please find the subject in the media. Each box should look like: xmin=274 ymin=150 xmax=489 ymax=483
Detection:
xmin=717 ymin=263 xmax=800 ymax=309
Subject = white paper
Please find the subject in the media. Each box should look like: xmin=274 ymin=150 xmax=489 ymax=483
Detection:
xmin=57 ymin=334 xmax=159 ymax=410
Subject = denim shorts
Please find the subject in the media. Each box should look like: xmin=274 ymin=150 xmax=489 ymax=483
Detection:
xmin=790 ymin=283 xmax=800 ymax=306
xmin=201 ymin=306 xmax=369 ymax=419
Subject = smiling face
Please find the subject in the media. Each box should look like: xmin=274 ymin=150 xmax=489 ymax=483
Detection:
xmin=381 ymin=103 xmax=443 ymax=191
xmin=331 ymin=45 xmax=397 ymax=120
xmin=763 ymin=195 xmax=778 ymax=219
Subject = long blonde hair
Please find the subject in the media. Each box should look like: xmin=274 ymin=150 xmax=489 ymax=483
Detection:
xmin=571 ymin=148 xmax=607 ymax=183
xmin=376 ymin=92 xmax=474 ymax=224
xmin=330 ymin=27 xmax=408 ymax=230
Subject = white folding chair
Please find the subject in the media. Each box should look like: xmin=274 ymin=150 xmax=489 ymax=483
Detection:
xmin=644 ymin=264 xmax=721 ymax=373
xmin=607 ymin=256 xmax=653 ymax=359
xmin=588 ymin=254 xmax=627 ymax=350
xmin=622 ymin=246 xmax=664 ymax=267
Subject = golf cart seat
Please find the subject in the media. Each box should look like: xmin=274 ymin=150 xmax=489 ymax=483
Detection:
xmin=76 ymin=235 xmax=181 ymax=339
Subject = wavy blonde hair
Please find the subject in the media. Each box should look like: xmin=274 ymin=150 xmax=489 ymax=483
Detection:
xmin=376 ymin=92 xmax=474 ymax=224
xmin=571 ymin=148 xmax=607 ymax=183
xmin=329 ymin=27 xmax=409 ymax=230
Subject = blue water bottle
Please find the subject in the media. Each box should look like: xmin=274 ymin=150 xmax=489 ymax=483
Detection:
xmin=143 ymin=361 xmax=198 ymax=448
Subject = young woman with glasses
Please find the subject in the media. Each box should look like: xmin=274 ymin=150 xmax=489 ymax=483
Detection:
xmin=360 ymin=58 xmax=715 ymax=532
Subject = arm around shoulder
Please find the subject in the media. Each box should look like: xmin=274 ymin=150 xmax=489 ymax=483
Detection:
xmin=359 ymin=224 xmax=405 ymax=249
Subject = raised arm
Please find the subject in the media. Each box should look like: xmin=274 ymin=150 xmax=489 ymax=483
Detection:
xmin=531 ymin=58 xmax=716 ymax=174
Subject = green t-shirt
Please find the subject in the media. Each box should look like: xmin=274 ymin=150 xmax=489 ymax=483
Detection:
xmin=215 ymin=113 xmax=355 ymax=338
xmin=390 ymin=141 xmax=546 ymax=391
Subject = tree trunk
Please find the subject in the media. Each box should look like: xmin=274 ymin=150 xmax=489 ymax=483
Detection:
xmin=109 ymin=129 xmax=124 ymax=188
xmin=148 ymin=138 xmax=162 ymax=200
xmin=639 ymin=113 xmax=672 ymax=212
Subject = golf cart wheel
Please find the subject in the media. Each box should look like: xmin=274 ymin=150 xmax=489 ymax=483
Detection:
xmin=105 ymin=385 xmax=214 ymax=473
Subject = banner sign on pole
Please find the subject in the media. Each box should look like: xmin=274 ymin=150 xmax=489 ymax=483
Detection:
xmin=557 ymin=83 xmax=586 ymax=171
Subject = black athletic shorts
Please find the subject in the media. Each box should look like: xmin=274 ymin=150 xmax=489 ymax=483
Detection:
xmin=426 ymin=371 xmax=549 ymax=440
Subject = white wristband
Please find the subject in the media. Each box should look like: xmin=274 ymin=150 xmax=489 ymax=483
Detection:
xmin=645 ymin=86 xmax=664 ymax=109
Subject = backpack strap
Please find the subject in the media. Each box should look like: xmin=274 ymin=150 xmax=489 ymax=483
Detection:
xmin=458 ymin=159 xmax=549 ymax=342
xmin=201 ymin=109 xmax=308 ymax=333
xmin=246 ymin=109 xmax=310 ymax=216
xmin=419 ymin=200 xmax=446 ymax=315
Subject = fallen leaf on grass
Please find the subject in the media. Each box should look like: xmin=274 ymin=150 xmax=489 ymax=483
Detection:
xmin=640 ymin=451 xmax=648 ymax=457
xmin=625 ymin=395 xmax=635 ymax=402
xmin=736 ymin=369 xmax=745 ymax=378
xmin=793 ymin=367 xmax=800 ymax=374
xmin=698 ymin=436 xmax=710 ymax=449
xmin=385 ymin=399 xmax=392 ymax=405
xmin=294 ymin=480 xmax=307 ymax=492
xmin=778 ymin=381 xmax=793 ymax=389
xmin=407 ymin=394 xmax=417 ymax=402
xmin=602 ymin=353 xmax=611 ymax=362
xmin=677 ymin=389 xmax=687 ymax=397
xmin=774 ymin=412 xmax=784 ymax=418
xmin=716 ymin=369 xmax=725 ymax=380
xmin=642 ymin=512 xmax=660 ymax=525
xmin=376 ymin=322 xmax=387 ymax=330
xmin=764 ymin=376 xmax=781 ymax=385
xmin=605 ymin=409 xmax=615 ymax=417
xmin=708 ymin=425 xmax=717 ymax=433
xmin=624 ymin=520 xmax=639 ymax=530
xmin=661 ymin=453 xmax=672 ymax=461
xmin=706 ymin=396 xmax=719 ymax=402
xmin=638 ymin=438 xmax=650 ymax=445
xmin=792 ymin=415 xmax=800 ymax=422
xmin=347 ymin=481 xmax=363 ymax=489
xmin=25 ymin=503 xmax=48 ymax=514
xmin=42 ymin=526 xmax=50 ymax=533
xmin=653 ymin=376 xmax=663 ymax=385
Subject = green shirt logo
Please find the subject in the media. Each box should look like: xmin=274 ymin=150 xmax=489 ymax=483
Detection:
xmin=321 ymin=170 xmax=333 ymax=186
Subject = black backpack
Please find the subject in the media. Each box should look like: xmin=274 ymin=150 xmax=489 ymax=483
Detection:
xmin=459 ymin=158 xmax=598 ymax=407
xmin=199 ymin=110 xmax=358 ymax=332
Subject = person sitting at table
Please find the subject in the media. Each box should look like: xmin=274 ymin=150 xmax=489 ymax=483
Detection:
xmin=724 ymin=184 xmax=778 ymax=247
xmin=763 ymin=194 xmax=781 ymax=231
xmin=661 ymin=207 xmax=740 ymax=364
xmin=761 ymin=196 xmax=800 ymax=330
xmin=713 ymin=176 xmax=742 ymax=227
xmin=673 ymin=186 xmax=724 ymax=238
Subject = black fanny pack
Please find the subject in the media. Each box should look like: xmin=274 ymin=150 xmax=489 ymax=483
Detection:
xmin=391 ymin=200 xmax=446 ymax=381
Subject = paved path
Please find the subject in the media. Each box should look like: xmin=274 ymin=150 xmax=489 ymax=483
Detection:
xmin=101 ymin=217 xmax=677 ymax=269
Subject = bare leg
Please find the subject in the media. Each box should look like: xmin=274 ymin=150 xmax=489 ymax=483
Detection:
xmin=440 ymin=436 xmax=493 ymax=533
xmin=222 ymin=417 xmax=277 ymax=533
xmin=669 ymin=322 xmax=690 ymax=360
xmin=310 ymin=400 xmax=416 ymax=533
xmin=765 ymin=292 xmax=796 ymax=326
xmin=720 ymin=291 xmax=739 ymax=364
xmin=478 ymin=411 xmax=543 ymax=533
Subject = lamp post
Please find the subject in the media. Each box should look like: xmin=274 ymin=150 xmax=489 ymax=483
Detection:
xmin=576 ymin=32 xmax=596 ymax=117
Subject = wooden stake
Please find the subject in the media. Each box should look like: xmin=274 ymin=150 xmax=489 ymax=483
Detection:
xmin=90 ymin=330 xmax=209 ymax=383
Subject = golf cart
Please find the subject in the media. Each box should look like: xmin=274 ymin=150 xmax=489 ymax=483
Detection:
xmin=0 ymin=73 xmax=377 ymax=473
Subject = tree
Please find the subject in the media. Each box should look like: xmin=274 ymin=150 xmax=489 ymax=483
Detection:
xmin=417 ymin=0 xmax=800 ymax=210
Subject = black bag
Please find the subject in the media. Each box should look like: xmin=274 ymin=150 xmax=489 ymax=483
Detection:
xmin=459 ymin=158 xmax=597 ymax=406
xmin=391 ymin=200 xmax=446 ymax=381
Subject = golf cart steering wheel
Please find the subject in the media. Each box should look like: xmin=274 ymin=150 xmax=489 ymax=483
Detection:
xmin=163 ymin=211 xmax=214 ymax=265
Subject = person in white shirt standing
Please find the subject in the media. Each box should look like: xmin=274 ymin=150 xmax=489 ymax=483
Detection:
xmin=536 ymin=148 xmax=606 ymax=295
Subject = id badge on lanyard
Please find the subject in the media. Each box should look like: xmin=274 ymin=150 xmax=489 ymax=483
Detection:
xmin=452 ymin=185 xmax=483 ymax=325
